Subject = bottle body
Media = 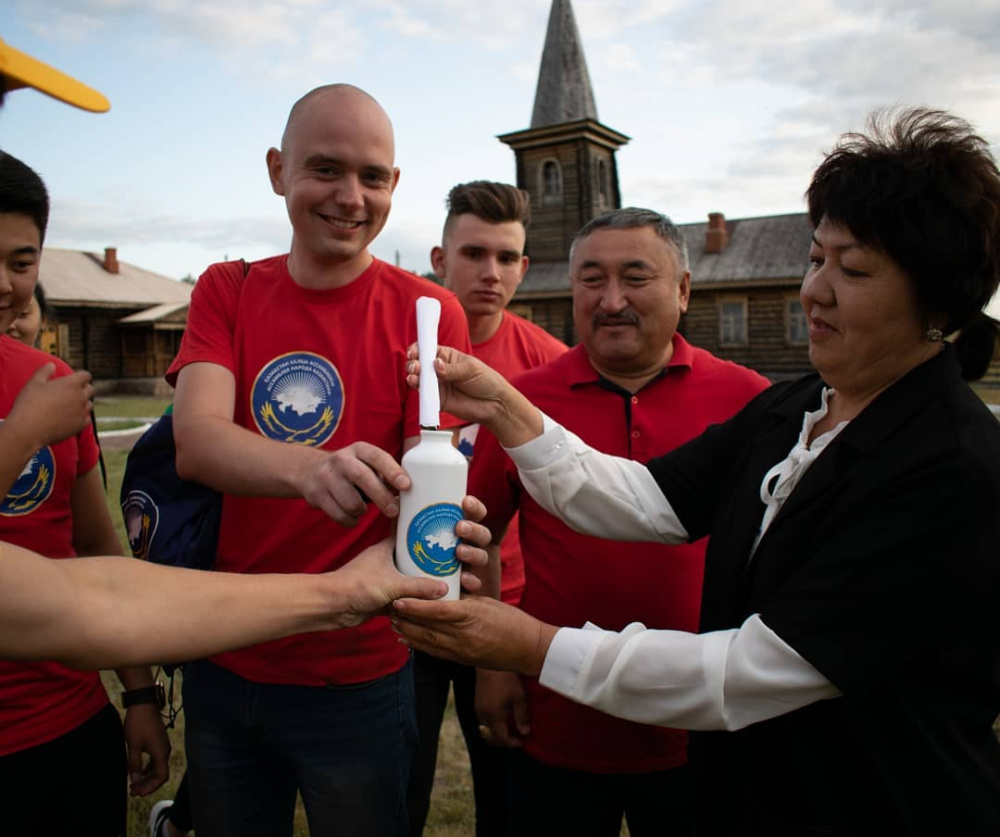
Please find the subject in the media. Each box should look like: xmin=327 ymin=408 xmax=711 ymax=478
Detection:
xmin=394 ymin=429 xmax=469 ymax=600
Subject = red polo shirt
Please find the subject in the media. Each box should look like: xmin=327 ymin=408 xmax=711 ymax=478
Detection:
xmin=458 ymin=312 xmax=567 ymax=605
xmin=469 ymin=336 xmax=769 ymax=773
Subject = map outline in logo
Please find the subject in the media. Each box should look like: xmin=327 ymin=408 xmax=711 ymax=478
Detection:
xmin=122 ymin=489 xmax=159 ymax=561
xmin=250 ymin=351 xmax=344 ymax=446
xmin=406 ymin=503 xmax=463 ymax=578
xmin=0 ymin=427 xmax=55 ymax=517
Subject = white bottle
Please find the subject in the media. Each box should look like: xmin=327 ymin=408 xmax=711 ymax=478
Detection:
xmin=395 ymin=429 xmax=468 ymax=600
xmin=393 ymin=296 xmax=468 ymax=600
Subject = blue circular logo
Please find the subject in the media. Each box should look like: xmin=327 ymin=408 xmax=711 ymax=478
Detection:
xmin=251 ymin=352 xmax=344 ymax=446
xmin=1 ymin=436 xmax=55 ymax=517
xmin=122 ymin=490 xmax=159 ymax=561
xmin=405 ymin=503 xmax=463 ymax=577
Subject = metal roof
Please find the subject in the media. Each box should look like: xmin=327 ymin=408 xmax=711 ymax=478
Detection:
xmin=682 ymin=212 xmax=813 ymax=285
xmin=38 ymin=248 xmax=192 ymax=309
xmin=518 ymin=212 xmax=813 ymax=295
xmin=118 ymin=302 xmax=190 ymax=324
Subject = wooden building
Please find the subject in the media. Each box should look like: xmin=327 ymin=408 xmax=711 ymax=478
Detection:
xmin=38 ymin=247 xmax=191 ymax=383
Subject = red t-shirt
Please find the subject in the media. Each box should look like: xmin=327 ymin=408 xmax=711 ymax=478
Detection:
xmin=458 ymin=313 xmax=566 ymax=605
xmin=166 ymin=256 xmax=471 ymax=685
xmin=469 ymin=337 xmax=770 ymax=773
xmin=0 ymin=336 xmax=107 ymax=755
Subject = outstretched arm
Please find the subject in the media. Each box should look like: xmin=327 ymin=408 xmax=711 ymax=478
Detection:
xmin=0 ymin=496 xmax=490 ymax=668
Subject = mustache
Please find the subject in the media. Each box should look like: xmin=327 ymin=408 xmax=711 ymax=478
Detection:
xmin=593 ymin=310 xmax=639 ymax=328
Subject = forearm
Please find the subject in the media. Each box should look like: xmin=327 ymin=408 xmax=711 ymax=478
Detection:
xmin=507 ymin=418 xmax=687 ymax=543
xmin=482 ymin=385 xmax=546 ymax=449
xmin=0 ymin=421 xmax=39 ymax=498
xmin=539 ymin=615 xmax=840 ymax=731
xmin=175 ymin=413 xmax=322 ymax=496
xmin=0 ymin=543 xmax=348 ymax=669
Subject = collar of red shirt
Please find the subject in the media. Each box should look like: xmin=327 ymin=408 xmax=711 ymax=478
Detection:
xmin=566 ymin=333 xmax=694 ymax=389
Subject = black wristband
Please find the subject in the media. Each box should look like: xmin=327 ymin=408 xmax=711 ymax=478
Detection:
xmin=121 ymin=683 xmax=165 ymax=709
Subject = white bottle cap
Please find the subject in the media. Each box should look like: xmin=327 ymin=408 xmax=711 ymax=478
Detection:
xmin=416 ymin=296 xmax=441 ymax=428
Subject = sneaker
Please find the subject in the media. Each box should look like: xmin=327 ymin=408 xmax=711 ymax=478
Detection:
xmin=149 ymin=799 xmax=174 ymax=837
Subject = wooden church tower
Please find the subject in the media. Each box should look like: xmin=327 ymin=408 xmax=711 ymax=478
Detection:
xmin=500 ymin=0 xmax=629 ymax=341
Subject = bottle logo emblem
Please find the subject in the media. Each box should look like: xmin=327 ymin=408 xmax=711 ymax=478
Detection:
xmin=406 ymin=503 xmax=462 ymax=577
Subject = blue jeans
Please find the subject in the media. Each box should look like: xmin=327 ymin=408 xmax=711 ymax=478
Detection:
xmin=183 ymin=657 xmax=417 ymax=837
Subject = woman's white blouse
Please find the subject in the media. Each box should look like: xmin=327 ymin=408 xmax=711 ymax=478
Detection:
xmin=504 ymin=406 xmax=843 ymax=731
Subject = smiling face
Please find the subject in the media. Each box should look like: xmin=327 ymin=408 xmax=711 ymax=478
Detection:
xmin=267 ymin=86 xmax=400 ymax=284
xmin=432 ymin=213 xmax=527 ymax=341
xmin=802 ymin=218 xmax=939 ymax=399
xmin=0 ymin=213 xmax=42 ymax=334
xmin=571 ymin=225 xmax=690 ymax=386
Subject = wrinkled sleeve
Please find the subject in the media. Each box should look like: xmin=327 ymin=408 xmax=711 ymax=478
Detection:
xmin=539 ymin=614 xmax=839 ymax=731
xmin=504 ymin=414 xmax=688 ymax=544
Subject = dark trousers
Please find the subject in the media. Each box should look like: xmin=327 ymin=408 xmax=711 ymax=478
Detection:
xmin=408 ymin=651 xmax=510 ymax=837
xmin=0 ymin=702 xmax=127 ymax=836
xmin=506 ymin=748 xmax=695 ymax=837
xmin=183 ymin=657 xmax=417 ymax=837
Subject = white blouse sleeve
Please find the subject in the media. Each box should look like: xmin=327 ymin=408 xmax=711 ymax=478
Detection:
xmin=539 ymin=614 xmax=840 ymax=731
xmin=504 ymin=414 xmax=688 ymax=544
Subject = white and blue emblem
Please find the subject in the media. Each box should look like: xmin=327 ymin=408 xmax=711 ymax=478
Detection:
xmin=406 ymin=503 xmax=463 ymax=578
xmin=251 ymin=352 xmax=344 ymax=446
xmin=122 ymin=490 xmax=159 ymax=561
xmin=1 ymin=437 xmax=55 ymax=517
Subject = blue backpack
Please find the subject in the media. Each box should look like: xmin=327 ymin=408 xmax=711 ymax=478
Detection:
xmin=119 ymin=259 xmax=248 ymax=572
xmin=120 ymin=405 xmax=222 ymax=571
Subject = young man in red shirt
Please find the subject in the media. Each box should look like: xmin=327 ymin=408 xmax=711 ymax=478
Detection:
xmin=470 ymin=208 xmax=770 ymax=836
xmin=167 ymin=85 xmax=472 ymax=837
xmin=408 ymin=181 xmax=566 ymax=836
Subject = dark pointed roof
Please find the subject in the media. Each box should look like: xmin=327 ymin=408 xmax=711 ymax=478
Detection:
xmin=530 ymin=0 xmax=598 ymax=128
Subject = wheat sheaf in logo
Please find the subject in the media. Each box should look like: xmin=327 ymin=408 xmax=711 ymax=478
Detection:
xmin=251 ymin=352 xmax=344 ymax=446
xmin=406 ymin=503 xmax=463 ymax=578
xmin=0 ymin=426 xmax=54 ymax=516
xmin=122 ymin=490 xmax=159 ymax=561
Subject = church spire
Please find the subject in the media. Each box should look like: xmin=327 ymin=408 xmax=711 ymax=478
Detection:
xmin=530 ymin=0 xmax=598 ymax=128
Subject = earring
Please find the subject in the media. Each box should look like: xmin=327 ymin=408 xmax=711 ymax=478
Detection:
xmin=925 ymin=327 xmax=943 ymax=342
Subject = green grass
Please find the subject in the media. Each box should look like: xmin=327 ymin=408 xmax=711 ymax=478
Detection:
xmin=95 ymin=395 xmax=173 ymax=420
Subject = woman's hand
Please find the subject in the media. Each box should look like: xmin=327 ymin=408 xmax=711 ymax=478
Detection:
xmin=391 ymin=594 xmax=557 ymax=678
xmin=405 ymin=346 xmax=543 ymax=448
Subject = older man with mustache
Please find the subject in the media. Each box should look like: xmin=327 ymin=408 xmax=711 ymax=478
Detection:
xmin=466 ymin=208 xmax=769 ymax=836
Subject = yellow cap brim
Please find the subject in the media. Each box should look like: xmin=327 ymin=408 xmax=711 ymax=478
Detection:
xmin=0 ymin=37 xmax=110 ymax=113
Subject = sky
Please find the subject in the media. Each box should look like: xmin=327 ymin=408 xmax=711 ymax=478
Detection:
xmin=2 ymin=0 xmax=1000 ymax=296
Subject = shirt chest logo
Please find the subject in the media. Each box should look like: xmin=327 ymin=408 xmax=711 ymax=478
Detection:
xmin=251 ymin=352 xmax=344 ymax=446
xmin=1 ymin=430 xmax=55 ymax=516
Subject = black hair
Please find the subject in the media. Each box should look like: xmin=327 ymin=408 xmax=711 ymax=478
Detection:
xmin=807 ymin=108 xmax=1000 ymax=380
xmin=0 ymin=151 xmax=49 ymax=244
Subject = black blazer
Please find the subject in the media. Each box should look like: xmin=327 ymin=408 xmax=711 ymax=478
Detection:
xmin=648 ymin=347 xmax=1000 ymax=835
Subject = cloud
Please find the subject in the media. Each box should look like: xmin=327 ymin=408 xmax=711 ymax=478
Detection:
xmin=48 ymin=196 xmax=291 ymax=254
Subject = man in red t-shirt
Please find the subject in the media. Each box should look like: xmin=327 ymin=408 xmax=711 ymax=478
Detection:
xmin=470 ymin=208 xmax=770 ymax=836
xmin=166 ymin=85 xmax=472 ymax=837
xmin=408 ymin=181 xmax=566 ymax=836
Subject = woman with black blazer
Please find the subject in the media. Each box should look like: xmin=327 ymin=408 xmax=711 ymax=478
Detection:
xmin=392 ymin=108 xmax=1000 ymax=835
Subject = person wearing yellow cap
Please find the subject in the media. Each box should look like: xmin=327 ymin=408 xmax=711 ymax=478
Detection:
xmin=0 ymin=35 xmax=110 ymax=112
